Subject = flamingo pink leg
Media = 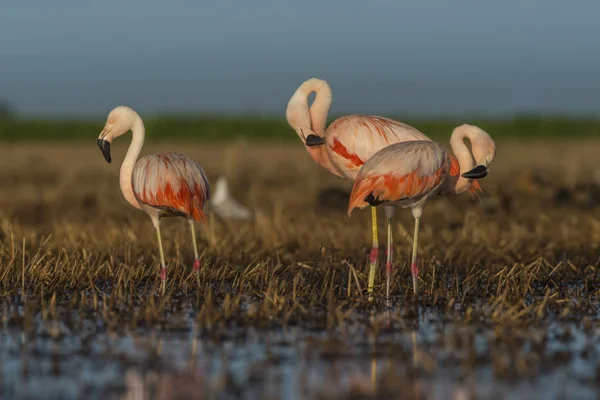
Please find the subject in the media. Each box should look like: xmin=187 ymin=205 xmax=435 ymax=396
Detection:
xmin=384 ymin=205 xmax=396 ymax=303
xmin=385 ymin=217 xmax=393 ymax=302
xmin=155 ymin=224 xmax=167 ymax=296
xmin=367 ymin=206 xmax=379 ymax=300
xmin=410 ymin=217 xmax=420 ymax=295
xmin=189 ymin=220 xmax=201 ymax=285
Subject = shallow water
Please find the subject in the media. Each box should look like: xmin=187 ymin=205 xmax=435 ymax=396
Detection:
xmin=1 ymin=304 xmax=599 ymax=400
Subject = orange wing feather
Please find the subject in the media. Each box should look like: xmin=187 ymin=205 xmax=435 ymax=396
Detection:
xmin=449 ymin=155 xmax=460 ymax=176
xmin=140 ymin=178 xmax=207 ymax=222
xmin=134 ymin=153 xmax=209 ymax=222
xmin=348 ymin=166 xmax=446 ymax=215
xmin=329 ymin=138 xmax=365 ymax=168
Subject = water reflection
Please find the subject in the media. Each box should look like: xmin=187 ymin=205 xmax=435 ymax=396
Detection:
xmin=1 ymin=306 xmax=599 ymax=399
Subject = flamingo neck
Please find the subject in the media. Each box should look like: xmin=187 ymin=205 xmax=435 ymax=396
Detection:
xmin=119 ymin=116 xmax=145 ymax=210
xmin=286 ymin=78 xmax=332 ymax=136
xmin=307 ymin=83 xmax=332 ymax=137
xmin=445 ymin=130 xmax=475 ymax=195
xmin=286 ymin=78 xmax=340 ymax=177
xmin=308 ymin=146 xmax=344 ymax=178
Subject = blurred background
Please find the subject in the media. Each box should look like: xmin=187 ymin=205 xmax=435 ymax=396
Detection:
xmin=1 ymin=0 xmax=600 ymax=138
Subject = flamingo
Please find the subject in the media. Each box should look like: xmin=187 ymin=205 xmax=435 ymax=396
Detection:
xmin=348 ymin=125 xmax=496 ymax=300
xmin=97 ymin=106 xmax=210 ymax=295
xmin=286 ymin=78 xmax=483 ymax=297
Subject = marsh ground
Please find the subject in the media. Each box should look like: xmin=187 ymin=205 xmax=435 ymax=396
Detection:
xmin=1 ymin=140 xmax=600 ymax=399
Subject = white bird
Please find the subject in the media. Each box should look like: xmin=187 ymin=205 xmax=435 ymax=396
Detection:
xmin=208 ymin=177 xmax=253 ymax=220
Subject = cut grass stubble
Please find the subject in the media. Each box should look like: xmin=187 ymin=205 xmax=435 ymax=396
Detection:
xmin=0 ymin=141 xmax=599 ymax=330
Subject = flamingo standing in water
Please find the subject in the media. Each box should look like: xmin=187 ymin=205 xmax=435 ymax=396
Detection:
xmin=97 ymin=106 xmax=210 ymax=295
xmin=286 ymin=78 xmax=483 ymax=297
xmin=348 ymin=125 xmax=496 ymax=300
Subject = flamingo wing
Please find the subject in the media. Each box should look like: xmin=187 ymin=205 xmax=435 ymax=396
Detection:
xmin=133 ymin=153 xmax=210 ymax=222
xmin=326 ymin=115 xmax=431 ymax=175
xmin=348 ymin=141 xmax=449 ymax=214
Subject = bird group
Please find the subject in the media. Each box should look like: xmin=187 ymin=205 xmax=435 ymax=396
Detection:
xmin=99 ymin=77 xmax=496 ymax=300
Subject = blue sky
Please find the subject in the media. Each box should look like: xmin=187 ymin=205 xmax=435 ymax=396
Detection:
xmin=2 ymin=0 xmax=600 ymax=117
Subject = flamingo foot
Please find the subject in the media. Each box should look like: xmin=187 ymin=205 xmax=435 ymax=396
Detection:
xmin=411 ymin=262 xmax=419 ymax=295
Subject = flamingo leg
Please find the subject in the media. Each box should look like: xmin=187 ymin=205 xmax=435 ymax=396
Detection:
xmin=188 ymin=220 xmax=201 ymax=286
xmin=155 ymin=224 xmax=167 ymax=296
xmin=383 ymin=205 xmax=396 ymax=304
xmin=367 ymin=206 xmax=379 ymax=301
xmin=411 ymin=217 xmax=420 ymax=295
xmin=385 ymin=214 xmax=393 ymax=302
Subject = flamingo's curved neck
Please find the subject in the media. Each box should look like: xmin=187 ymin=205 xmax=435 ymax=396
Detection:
xmin=286 ymin=79 xmax=341 ymax=177
xmin=286 ymin=79 xmax=332 ymax=137
xmin=119 ymin=116 xmax=145 ymax=210
xmin=307 ymin=84 xmax=332 ymax=137
xmin=446 ymin=131 xmax=475 ymax=195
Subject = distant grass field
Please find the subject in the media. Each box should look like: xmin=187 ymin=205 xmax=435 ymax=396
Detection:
xmin=1 ymin=114 xmax=600 ymax=142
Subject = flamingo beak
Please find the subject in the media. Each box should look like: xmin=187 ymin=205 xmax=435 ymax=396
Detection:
xmin=97 ymin=139 xmax=112 ymax=163
xmin=305 ymin=134 xmax=326 ymax=147
xmin=461 ymin=165 xmax=487 ymax=179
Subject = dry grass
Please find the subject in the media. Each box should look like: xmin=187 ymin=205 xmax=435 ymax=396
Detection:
xmin=0 ymin=139 xmax=599 ymax=331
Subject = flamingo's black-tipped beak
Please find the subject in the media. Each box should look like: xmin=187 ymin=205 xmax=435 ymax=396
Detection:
xmin=305 ymin=134 xmax=326 ymax=147
xmin=97 ymin=139 xmax=111 ymax=163
xmin=461 ymin=164 xmax=487 ymax=179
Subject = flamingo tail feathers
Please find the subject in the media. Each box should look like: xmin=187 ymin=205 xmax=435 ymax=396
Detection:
xmin=348 ymin=175 xmax=381 ymax=215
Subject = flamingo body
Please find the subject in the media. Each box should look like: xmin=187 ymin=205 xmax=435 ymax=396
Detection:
xmin=325 ymin=120 xmax=481 ymax=199
xmin=323 ymin=115 xmax=431 ymax=179
xmin=348 ymin=141 xmax=450 ymax=213
xmin=286 ymin=78 xmax=485 ymax=196
xmin=133 ymin=152 xmax=210 ymax=222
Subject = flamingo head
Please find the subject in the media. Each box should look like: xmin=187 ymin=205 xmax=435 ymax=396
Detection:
xmin=457 ymin=124 xmax=496 ymax=179
xmin=97 ymin=106 xmax=138 ymax=163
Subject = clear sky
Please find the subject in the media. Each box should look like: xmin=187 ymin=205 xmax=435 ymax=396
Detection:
xmin=2 ymin=0 xmax=600 ymax=117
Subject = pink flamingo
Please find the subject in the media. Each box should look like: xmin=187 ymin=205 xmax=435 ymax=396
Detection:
xmin=348 ymin=125 xmax=496 ymax=300
xmin=97 ymin=106 xmax=210 ymax=295
xmin=286 ymin=78 xmax=483 ymax=296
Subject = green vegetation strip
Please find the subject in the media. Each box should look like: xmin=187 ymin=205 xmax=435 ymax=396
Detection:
xmin=1 ymin=115 xmax=599 ymax=142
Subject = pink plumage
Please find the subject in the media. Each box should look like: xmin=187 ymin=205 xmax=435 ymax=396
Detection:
xmin=348 ymin=141 xmax=450 ymax=214
xmin=324 ymin=115 xmax=430 ymax=178
xmin=133 ymin=152 xmax=210 ymax=222
xmin=286 ymin=78 xmax=429 ymax=180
